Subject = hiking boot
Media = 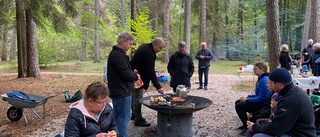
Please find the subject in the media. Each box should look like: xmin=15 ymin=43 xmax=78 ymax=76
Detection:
xmin=197 ymin=87 xmax=203 ymax=90
xmin=134 ymin=118 xmax=151 ymax=127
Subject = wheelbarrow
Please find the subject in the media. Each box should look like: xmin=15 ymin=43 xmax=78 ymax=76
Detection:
xmin=1 ymin=91 xmax=67 ymax=124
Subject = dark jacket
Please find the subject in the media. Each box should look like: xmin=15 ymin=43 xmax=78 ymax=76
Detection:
xmin=279 ymin=51 xmax=291 ymax=70
xmin=167 ymin=51 xmax=194 ymax=89
xmin=247 ymin=73 xmax=270 ymax=103
xmin=107 ymin=46 xmax=138 ymax=99
xmin=65 ymin=100 xmax=117 ymax=137
xmin=252 ymin=83 xmax=317 ymax=137
xmin=195 ymin=48 xmax=213 ymax=67
xmin=302 ymin=45 xmax=314 ymax=61
xmin=131 ymin=43 xmax=161 ymax=90
xmin=303 ymin=49 xmax=320 ymax=76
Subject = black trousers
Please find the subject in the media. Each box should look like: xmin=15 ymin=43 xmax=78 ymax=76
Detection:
xmin=235 ymin=100 xmax=265 ymax=127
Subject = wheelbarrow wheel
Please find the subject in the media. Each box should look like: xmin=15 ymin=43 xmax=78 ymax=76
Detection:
xmin=7 ymin=107 xmax=22 ymax=121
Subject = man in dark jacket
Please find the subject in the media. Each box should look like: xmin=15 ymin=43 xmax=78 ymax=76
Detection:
xmin=107 ymin=32 xmax=138 ymax=137
xmin=167 ymin=41 xmax=194 ymax=92
xmin=302 ymin=39 xmax=314 ymax=62
xmin=131 ymin=38 xmax=165 ymax=127
xmin=246 ymin=68 xmax=317 ymax=137
xmin=303 ymin=43 xmax=320 ymax=76
xmin=195 ymin=42 xmax=213 ymax=90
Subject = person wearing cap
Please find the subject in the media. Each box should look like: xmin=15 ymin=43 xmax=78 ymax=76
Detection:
xmin=246 ymin=68 xmax=317 ymax=137
xmin=167 ymin=41 xmax=194 ymax=92
xmin=303 ymin=43 xmax=320 ymax=76
xmin=302 ymin=39 xmax=314 ymax=62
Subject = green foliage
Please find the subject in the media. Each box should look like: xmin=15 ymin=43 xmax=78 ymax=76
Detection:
xmin=127 ymin=8 xmax=155 ymax=56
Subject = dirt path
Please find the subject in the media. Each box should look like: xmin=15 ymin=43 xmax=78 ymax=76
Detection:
xmin=21 ymin=73 xmax=254 ymax=137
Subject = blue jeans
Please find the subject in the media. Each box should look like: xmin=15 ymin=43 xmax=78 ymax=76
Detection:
xmin=198 ymin=67 xmax=209 ymax=87
xmin=112 ymin=96 xmax=132 ymax=137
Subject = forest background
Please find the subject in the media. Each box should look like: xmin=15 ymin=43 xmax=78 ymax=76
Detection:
xmin=0 ymin=0 xmax=319 ymax=77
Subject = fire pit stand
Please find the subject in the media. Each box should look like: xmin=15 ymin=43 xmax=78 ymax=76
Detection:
xmin=157 ymin=112 xmax=192 ymax=136
xmin=140 ymin=95 xmax=212 ymax=137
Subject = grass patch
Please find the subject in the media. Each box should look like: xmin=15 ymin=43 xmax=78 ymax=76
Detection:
xmin=0 ymin=59 xmax=255 ymax=75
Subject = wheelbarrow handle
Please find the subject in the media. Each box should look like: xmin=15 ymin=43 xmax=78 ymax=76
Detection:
xmin=47 ymin=91 xmax=68 ymax=99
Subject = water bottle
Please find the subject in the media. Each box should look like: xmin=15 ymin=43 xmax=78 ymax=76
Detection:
xmin=293 ymin=65 xmax=298 ymax=77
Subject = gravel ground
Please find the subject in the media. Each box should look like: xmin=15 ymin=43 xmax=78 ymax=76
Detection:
xmin=27 ymin=74 xmax=255 ymax=137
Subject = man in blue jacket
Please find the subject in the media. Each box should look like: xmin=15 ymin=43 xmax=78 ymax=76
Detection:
xmin=246 ymin=68 xmax=317 ymax=137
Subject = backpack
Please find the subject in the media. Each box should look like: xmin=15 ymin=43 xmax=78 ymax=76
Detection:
xmin=7 ymin=91 xmax=35 ymax=102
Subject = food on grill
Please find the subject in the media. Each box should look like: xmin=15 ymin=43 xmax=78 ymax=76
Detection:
xmin=170 ymin=97 xmax=186 ymax=103
xmin=150 ymin=96 xmax=166 ymax=103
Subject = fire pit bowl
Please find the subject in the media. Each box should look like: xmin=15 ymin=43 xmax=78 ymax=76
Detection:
xmin=140 ymin=95 xmax=212 ymax=137
xmin=140 ymin=95 xmax=212 ymax=114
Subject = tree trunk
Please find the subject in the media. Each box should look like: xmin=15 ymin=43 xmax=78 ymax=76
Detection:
xmin=200 ymin=0 xmax=207 ymax=45
xmin=149 ymin=0 xmax=158 ymax=36
xmin=254 ymin=2 xmax=258 ymax=50
xmin=131 ymin=0 xmax=137 ymax=33
xmin=161 ymin=0 xmax=170 ymax=63
xmin=94 ymin=0 xmax=101 ymax=63
xmin=301 ymin=0 xmax=311 ymax=52
xmin=237 ymin=0 xmax=243 ymax=39
xmin=224 ymin=0 xmax=230 ymax=59
xmin=266 ymin=0 xmax=280 ymax=71
xmin=2 ymin=25 xmax=8 ymax=61
xmin=16 ymin=0 xmax=26 ymax=78
xmin=310 ymin=0 xmax=320 ymax=42
xmin=295 ymin=0 xmax=302 ymax=51
xmin=211 ymin=0 xmax=219 ymax=61
xmin=120 ymin=0 xmax=125 ymax=28
xmin=26 ymin=8 xmax=40 ymax=78
xmin=184 ymin=0 xmax=191 ymax=53
xmin=10 ymin=27 xmax=17 ymax=60
xmin=81 ymin=2 xmax=89 ymax=61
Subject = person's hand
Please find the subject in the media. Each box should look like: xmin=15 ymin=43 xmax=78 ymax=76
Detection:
xmin=240 ymin=96 xmax=247 ymax=102
xmin=157 ymin=88 xmax=164 ymax=94
xmin=96 ymin=130 xmax=117 ymax=137
xmin=200 ymin=55 xmax=204 ymax=59
xmin=305 ymin=52 xmax=308 ymax=56
xmin=247 ymin=121 xmax=254 ymax=132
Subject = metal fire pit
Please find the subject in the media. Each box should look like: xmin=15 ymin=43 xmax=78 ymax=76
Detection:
xmin=140 ymin=95 xmax=212 ymax=137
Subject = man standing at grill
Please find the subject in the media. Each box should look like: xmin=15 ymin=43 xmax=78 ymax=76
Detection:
xmin=167 ymin=41 xmax=194 ymax=92
xmin=131 ymin=38 xmax=165 ymax=127
xmin=107 ymin=32 xmax=138 ymax=137
xmin=195 ymin=42 xmax=213 ymax=90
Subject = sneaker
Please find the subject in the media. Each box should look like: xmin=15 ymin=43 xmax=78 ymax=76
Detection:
xmin=197 ymin=87 xmax=203 ymax=90
xmin=204 ymin=86 xmax=207 ymax=90
xmin=134 ymin=119 xmax=151 ymax=127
